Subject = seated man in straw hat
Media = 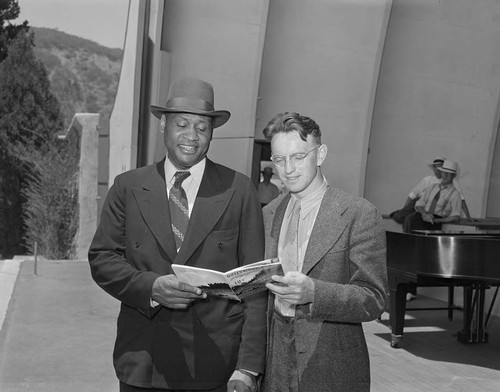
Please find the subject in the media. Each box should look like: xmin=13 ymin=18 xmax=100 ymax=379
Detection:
xmin=403 ymin=159 xmax=462 ymax=233
xmin=390 ymin=157 xmax=471 ymax=223
xmin=89 ymin=77 xmax=265 ymax=392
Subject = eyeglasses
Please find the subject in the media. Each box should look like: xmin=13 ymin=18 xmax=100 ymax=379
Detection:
xmin=270 ymin=145 xmax=321 ymax=167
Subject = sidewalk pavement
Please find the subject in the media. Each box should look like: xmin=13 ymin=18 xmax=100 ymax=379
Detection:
xmin=0 ymin=258 xmax=119 ymax=392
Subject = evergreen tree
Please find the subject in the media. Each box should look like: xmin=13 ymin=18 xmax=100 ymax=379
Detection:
xmin=0 ymin=31 xmax=63 ymax=257
xmin=0 ymin=0 xmax=29 ymax=62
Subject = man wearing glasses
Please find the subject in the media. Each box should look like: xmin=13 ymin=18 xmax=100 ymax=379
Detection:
xmin=260 ymin=112 xmax=388 ymax=392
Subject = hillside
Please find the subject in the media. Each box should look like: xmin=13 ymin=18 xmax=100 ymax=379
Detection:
xmin=30 ymin=27 xmax=123 ymax=128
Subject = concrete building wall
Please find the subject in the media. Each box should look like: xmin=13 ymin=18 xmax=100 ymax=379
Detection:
xmin=111 ymin=0 xmax=500 ymax=216
xmin=108 ymin=0 xmax=147 ymax=184
xmin=144 ymin=0 xmax=270 ymax=176
xmin=255 ymin=0 xmax=392 ymax=196
xmin=60 ymin=114 xmax=100 ymax=260
xmin=487 ymin=122 xmax=500 ymax=217
xmin=365 ymin=0 xmax=500 ymax=217
xmin=107 ymin=0 xmax=500 ymax=318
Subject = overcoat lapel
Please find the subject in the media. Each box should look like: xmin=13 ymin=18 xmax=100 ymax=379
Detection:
xmin=175 ymin=160 xmax=235 ymax=265
xmin=132 ymin=161 xmax=178 ymax=260
xmin=302 ymin=187 xmax=348 ymax=274
xmin=268 ymin=187 xmax=348 ymax=273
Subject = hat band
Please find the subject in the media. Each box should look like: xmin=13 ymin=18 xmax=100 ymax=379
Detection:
xmin=165 ymin=97 xmax=215 ymax=112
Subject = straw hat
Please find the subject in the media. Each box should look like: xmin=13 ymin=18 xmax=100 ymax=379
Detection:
xmin=437 ymin=159 xmax=458 ymax=174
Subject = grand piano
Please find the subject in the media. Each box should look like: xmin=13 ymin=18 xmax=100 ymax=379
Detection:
xmin=386 ymin=229 xmax=500 ymax=348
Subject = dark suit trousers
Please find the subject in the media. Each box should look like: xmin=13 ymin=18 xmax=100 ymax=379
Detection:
xmin=261 ymin=309 xmax=299 ymax=392
xmin=119 ymin=381 xmax=226 ymax=392
xmin=403 ymin=211 xmax=443 ymax=233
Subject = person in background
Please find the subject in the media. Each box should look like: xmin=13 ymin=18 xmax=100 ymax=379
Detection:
xmin=403 ymin=159 xmax=462 ymax=233
xmin=88 ymin=77 xmax=266 ymax=392
xmin=258 ymin=166 xmax=280 ymax=207
xmin=391 ymin=157 xmax=471 ymax=223
xmin=260 ymin=112 xmax=388 ymax=392
xmin=405 ymin=157 xmax=471 ymax=219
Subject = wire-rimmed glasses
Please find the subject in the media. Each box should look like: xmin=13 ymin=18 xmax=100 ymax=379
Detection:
xmin=270 ymin=145 xmax=321 ymax=167
xmin=271 ymin=144 xmax=322 ymax=167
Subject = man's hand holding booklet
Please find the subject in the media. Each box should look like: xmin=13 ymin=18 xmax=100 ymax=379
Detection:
xmin=171 ymin=258 xmax=283 ymax=301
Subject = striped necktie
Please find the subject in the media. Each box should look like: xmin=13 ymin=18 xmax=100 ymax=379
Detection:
xmin=275 ymin=198 xmax=301 ymax=316
xmin=428 ymin=187 xmax=442 ymax=216
xmin=169 ymin=171 xmax=191 ymax=250
xmin=282 ymin=199 xmax=301 ymax=273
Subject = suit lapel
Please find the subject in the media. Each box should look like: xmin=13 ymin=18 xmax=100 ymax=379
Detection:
xmin=302 ymin=187 xmax=348 ymax=274
xmin=174 ymin=160 xmax=234 ymax=265
xmin=132 ymin=160 xmax=178 ymax=260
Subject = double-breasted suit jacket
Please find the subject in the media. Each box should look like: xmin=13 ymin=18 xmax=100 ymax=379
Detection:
xmin=262 ymin=185 xmax=388 ymax=391
xmin=89 ymin=158 xmax=266 ymax=390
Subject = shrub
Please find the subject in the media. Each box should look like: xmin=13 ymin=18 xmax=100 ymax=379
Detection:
xmin=14 ymin=132 xmax=79 ymax=259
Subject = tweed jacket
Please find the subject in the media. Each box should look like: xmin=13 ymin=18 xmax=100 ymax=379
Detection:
xmin=262 ymin=185 xmax=388 ymax=391
xmin=89 ymin=158 xmax=266 ymax=390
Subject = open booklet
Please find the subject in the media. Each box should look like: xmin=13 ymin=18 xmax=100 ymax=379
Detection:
xmin=171 ymin=258 xmax=283 ymax=301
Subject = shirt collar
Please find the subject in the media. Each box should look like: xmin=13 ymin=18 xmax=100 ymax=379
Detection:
xmin=164 ymin=157 xmax=206 ymax=185
xmin=287 ymin=176 xmax=328 ymax=218
xmin=438 ymin=182 xmax=453 ymax=190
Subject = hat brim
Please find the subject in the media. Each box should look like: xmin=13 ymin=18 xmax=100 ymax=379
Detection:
xmin=150 ymin=106 xmax=231 ymax=128
xmin=437 ymin=167 xmax=456 ymax=174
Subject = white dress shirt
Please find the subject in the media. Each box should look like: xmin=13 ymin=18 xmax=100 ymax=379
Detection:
xmin=275 ymin=176 xmax=328 ymax=316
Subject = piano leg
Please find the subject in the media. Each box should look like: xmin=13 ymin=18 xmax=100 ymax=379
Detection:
xmin=447 ymin=286 xmax=454 ymax=321
xmin=390 ymin=282 xmax=409 ymax=348
xmin=457 ymin=283 xmax=489 ymax=344
xmin=477 ymin=285 xmax=488 ymax=343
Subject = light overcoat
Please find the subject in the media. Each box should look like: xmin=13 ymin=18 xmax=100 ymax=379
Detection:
xmin=262 ymin=185 xmax=388 ymax=392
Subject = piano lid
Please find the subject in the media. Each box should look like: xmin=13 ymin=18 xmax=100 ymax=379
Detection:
xmin=456 ymin=217 xmax=500 ymax=229
xmin=411 ymin=229 xmax=500 ymax=237
xmin=386 ymin=230 xmax=500 ymax=281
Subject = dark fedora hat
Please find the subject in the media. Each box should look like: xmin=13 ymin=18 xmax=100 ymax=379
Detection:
xmin=150 ymin=77 xmax=231 ymax=128
xmin=428 ymin=156 xmax=445 ymax=168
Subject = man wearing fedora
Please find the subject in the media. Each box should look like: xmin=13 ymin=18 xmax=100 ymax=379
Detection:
xmin=89 ymin=77 xmax=266 ymax=392
xmin=403 ymin=159 xmax=462 ymax=232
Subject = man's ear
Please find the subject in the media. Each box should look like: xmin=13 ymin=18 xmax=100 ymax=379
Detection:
xmin=317 ymin=144 xmax=327 ymax=166
xmin=160 ymin=115 xmax=166 ymax=133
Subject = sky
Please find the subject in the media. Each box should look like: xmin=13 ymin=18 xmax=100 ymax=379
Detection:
xmin=14 ymin=0 xmax=130 ymax=49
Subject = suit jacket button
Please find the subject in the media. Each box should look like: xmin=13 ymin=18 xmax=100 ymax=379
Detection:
xmin=218 ymin=242 xmax=223 ymax=249
xmin=134 ymin=242 xmax=140 ymax=248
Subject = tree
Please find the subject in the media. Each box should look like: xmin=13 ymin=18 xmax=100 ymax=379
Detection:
xmin=0 ymin=31 xmax=64 ymax=257
xmin=0 ymin=0 xmax=29 ymax=62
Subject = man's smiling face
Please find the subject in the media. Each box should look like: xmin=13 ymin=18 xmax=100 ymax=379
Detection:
xmin=163 ymin=113 xmax=213 ymax=170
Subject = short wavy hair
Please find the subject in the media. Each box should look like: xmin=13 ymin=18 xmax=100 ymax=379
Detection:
xmin=262 ymin=112 xmax=321 ymax=144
